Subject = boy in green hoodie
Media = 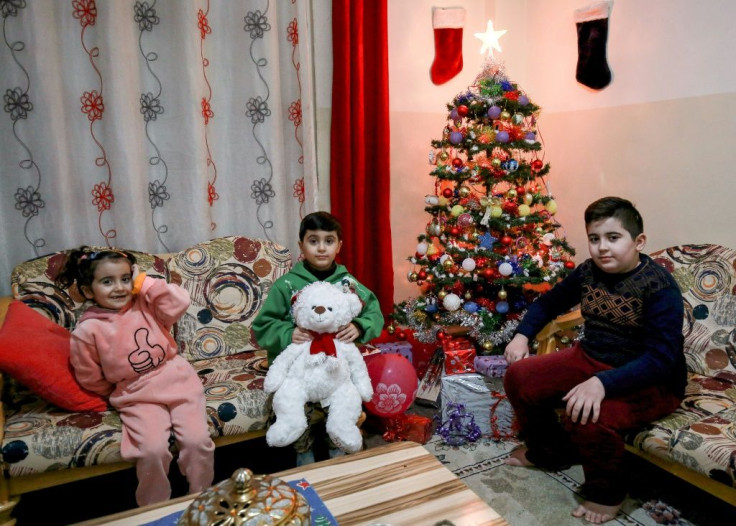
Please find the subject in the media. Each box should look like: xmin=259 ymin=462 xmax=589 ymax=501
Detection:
xmin=253 ymin=211 xmax=384 ymax=464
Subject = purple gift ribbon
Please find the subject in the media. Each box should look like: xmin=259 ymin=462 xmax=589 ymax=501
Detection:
xmin=435 ymin=402 xmax=482 ymax=446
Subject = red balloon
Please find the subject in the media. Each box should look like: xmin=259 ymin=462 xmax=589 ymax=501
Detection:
xmin=364 ymin=354 xmax=418 ymax=417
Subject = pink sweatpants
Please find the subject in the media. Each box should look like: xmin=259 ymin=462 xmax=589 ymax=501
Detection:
xmin=504 ymin=343 xmax=681 ymax=505
xmin=111 ymin=356 xmax=214 ymax=507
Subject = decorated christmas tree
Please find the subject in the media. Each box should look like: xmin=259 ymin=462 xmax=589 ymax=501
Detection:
xmin=391 ymin=59 xmax=576 ymax=353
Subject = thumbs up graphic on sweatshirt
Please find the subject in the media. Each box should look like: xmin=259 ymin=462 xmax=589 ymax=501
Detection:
xmin=128 ymin=327 xmax=166 ymax=374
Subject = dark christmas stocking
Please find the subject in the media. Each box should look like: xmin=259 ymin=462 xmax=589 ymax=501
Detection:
xmin=430 ymin=7 xmax=466 ymax=85
xmin=574 ymin=1 xmax=612 ymax=89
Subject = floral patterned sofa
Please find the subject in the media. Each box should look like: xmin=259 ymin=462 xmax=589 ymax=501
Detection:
xmin=0 ymin=236 xmax=292 ymax=519
xmin=539 ymin=244 xmax=736 ymax=506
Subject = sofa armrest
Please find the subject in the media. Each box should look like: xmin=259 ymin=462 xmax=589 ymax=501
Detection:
xmin=535 ymin=307 xmax=583 ymax=355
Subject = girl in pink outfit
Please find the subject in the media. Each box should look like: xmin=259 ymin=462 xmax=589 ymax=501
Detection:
xmin=57 ymin=247 xmax=214 ymax=506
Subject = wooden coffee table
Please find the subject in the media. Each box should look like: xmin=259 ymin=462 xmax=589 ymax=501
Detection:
xmin=75 ymin=441 xmax=508 ymax=525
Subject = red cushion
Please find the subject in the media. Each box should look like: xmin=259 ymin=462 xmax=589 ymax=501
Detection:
xmin=0 ymin=301 xmax=108 ymax=412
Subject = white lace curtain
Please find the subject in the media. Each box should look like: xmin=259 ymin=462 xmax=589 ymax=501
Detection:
xmin=0 ymin=0 xmax=318 ymax=296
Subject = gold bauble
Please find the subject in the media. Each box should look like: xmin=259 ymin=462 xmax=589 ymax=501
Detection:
xmin=438 ymin=290 xmax=448 ymax=299
xmin=524 ymin=193 xmax=534 ymax=205
xmin=498 ymin=289 xmax=508 ymax=300
xmin=464 ymin=291 xmax=472 ymax=300
xmin=387 ymin=324 xmax=396 ymax=335
xmin=483 ymin=341 xmax=493 ymax=351
xmin=500 ymin=110 xmax=511 ymax=121
xmin=458 ymin=186 xmax=471 ymax=198
xmin=438 ymin=151 xmax=449 ymax=161
xmin=507 ymin=189 xmax=518 ymax=199
xmin=442 ymin=258 xmax=454 ymax=269
xmin=409 ymin=272 xmax=418 ymax=282
xmin=491 ymin=158 xmax=502 ymax=168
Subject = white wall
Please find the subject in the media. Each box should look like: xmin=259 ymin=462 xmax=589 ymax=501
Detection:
xmin=388 ymin=0 xmax=736 ymax=303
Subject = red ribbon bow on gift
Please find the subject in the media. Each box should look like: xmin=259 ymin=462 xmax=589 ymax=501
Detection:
xmin=309 ymin=332 xmax=338 ymax=357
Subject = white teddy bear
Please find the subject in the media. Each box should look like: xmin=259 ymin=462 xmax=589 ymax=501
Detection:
xmin=263 ymin=281 xmax=374 ymax=454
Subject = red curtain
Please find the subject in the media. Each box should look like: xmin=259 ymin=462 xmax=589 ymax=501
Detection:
xmin=330 ymin=0 xmax=394 ymax=314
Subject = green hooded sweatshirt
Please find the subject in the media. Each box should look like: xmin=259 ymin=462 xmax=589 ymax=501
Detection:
xmin=252 ymin=261 xmax=384 ymax=364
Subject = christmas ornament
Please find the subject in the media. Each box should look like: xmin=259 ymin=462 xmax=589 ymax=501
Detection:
xmin=531 ymin=159 xmax=544 ymax=172
xmin=497 ymin=289 xmax=508 ymax=300
xmin=487 ymin=106 xmax=502 ymax=119
xmin=574 ymin=1 xmax=613 ymax=90
xmin=430 ymin=7 xmax=466 ymax=85
xmin=546 ymin=199 xmax=558 ymax=215
xmin=458 ymin=186 xmax=471 ymax=198
xmin=461 ymin=258 xmax=476 ymax=271
xmin=498 ymin=262 xmax=513 ymax=276
xmin=496 ymin=301 xmax=510 ymax=314
xmin=474 ymin=19 xmax=507 ymax=57
xmin=442 ymin=188 xmax=453 ymax=198
xmin=416 ymin=242 xmax=429 ymax=255
xmin=442 ymin=293 xmax=462 ymax=311
xmin=495 ymin=130 xmax=509 ymax=143
xmin=449 ymin=131 xmax=464 ymax=145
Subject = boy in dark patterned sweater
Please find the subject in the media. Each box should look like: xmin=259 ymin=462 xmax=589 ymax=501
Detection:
xmin=503 ymin=196 xmax=685 ymax=524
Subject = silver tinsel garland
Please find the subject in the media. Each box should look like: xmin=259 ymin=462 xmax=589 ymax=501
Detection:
xmin=397 ymin=297 xmax=523 ymax=350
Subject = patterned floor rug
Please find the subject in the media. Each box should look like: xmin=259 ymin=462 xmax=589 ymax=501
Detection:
xmin=422 ymin=435 xmax=696 ymax=526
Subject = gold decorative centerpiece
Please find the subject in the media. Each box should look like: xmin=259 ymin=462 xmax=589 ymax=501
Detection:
xmin=178 ymin=468 xmax=310 ymax=526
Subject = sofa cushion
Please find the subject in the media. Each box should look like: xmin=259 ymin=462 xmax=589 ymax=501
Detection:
xmin=626 ymin=373 xmax=736 ymax=488
xmin=168 ymin=237 xmax=291 ymax=361
xmin=0 ymin=301 xmax=108 ymax=412
xmin=0 ymin=350 xmax=271 ymax=477
xmin=650 ymin=244 xmax=736 ymax=381
xmin=11 ymin=248 xmax=168 ymax=331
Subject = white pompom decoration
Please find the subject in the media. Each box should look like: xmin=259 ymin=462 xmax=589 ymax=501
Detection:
xmin=498 ymin=262 xmax=513 ymax=276
xmin=442 ymin=293 xmax=462 ymax=312
xmin=462 ymin=258 xmax=476 ymax=271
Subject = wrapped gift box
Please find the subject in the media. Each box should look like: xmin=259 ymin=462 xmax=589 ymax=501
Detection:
xmin=474 ymin=354 xmax=508 ymax=378
xmin=415 ymin=348 xmax=444 ymax=407
xmin=443 ymin=337 xmax=476 ymax=375
xmin=370 ymin=328 xmax=438 ymax=377
xmin=375 ymin=341 xmax=413 ymax=364
xmin=440 ymin=373 xmax=492 ymax=435
xmin=401 ymin=414 xmax=435 ymax=444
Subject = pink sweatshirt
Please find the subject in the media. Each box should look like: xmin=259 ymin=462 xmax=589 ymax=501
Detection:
xmin=70 ymin=276 xmax=190 ymax=397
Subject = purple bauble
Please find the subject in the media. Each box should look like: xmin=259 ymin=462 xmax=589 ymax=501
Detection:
xmin=524 ymin=131 xmax=536 ymax=143
xmin=450 ymin=109 xmax=459 ymax=120
xmin=449 ymin=131 xmax=464 ymax=145
xmin=487 ymin=106 xmax=502 ymax=119
xmin=495 ymin=130 xmax=509 ymax=143
xmin=518 ymin=95 xmax=529 ymax=106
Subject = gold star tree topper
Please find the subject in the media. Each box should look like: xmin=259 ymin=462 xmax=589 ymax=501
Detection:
xmin=474 ymin=19 xmax=507 ymax=57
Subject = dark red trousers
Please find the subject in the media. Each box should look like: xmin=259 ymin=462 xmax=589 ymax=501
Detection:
xmin=504 ymin=343 xmax=681 ymax=505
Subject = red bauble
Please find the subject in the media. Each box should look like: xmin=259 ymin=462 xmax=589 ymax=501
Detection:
xmin=482 ymin=268 xmax=494 ymax=279
xmin=502 ymin=201 xmax=518 ymax=214
xmin=457 ymin=105 xmax=469 ymax=117
xmin=364 ymin=354 xmax=418 ymax=417
xmin=564 ymin=261 xmax=576 ymax=269
xmin=436 ymin=329 xmax=447 ymax=340
xmin=418 ymin=270 xmax=428 ymax=280
xmin=442 ymin=188 xmax=453 ymax=198
xmin=515 ymin=185 xmax=526 ymax=195
xmin=501 ymin=235 xmax=513 ymax=245
xmin=452 ymin=158 xmax=464 ymax=168
xmin=531 ymin=159 xmax=544 ymax=172
xmin=450 ymin=227 xmax=461 ymax=236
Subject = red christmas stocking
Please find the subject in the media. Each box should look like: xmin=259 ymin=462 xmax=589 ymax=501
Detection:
xmin=430 ymin=7 xmax=466 ymax=85
xmin=574 ymin=1 xmax=612 ymax=89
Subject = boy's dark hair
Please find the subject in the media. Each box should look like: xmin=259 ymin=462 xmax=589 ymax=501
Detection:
xmin=299 ymin=211 xmax=342 ymax=241
xmin=584 ymin=196 xmax=643 ymax=238
xmin=56 ymin=246 xmax=136 ymax=291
